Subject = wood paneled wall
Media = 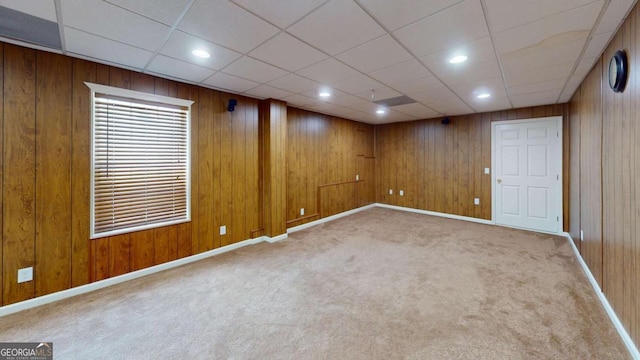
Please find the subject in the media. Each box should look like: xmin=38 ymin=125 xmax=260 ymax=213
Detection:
xmin=286 ymin=108 xmax=375 ymax=227
xmin=568 ymin=1 xmax=640 ymax=348
xmin=0 ymin=43 xmax=262 ymax=305
xmin=374 ymin=105 xmax=568 ymax=222
xmin=261 ymin=100 xmax=287 ymax=236
xmin=576 ymin=59 xmax=604 ymax=286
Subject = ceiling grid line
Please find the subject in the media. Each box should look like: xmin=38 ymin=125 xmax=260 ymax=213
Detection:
xmin=0 ymin=0 xmax=633 ymax=123
xmin=353 ymin=0 xmax=475 ymax=115
xmin=140 ymin=0 xmax=197 ymax=72
xmin=479 ymin=0 xmax=514 ymax=109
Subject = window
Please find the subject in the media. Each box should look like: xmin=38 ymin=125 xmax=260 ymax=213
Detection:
xmin=86 ymin=82 xmax=193 ymax=239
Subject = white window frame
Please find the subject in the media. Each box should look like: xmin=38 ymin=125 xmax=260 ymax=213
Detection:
xmin=86 ymin=82 xmax=193 ymax=239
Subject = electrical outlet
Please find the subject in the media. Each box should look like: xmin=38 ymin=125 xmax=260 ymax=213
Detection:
xmin=356 ymin=174 xmax=359 ymax=181
xmin=484 ymin=167 xmax=490 ymax=174
xmin=474 ymin=198 xmax=480 ymax=205
xmin=18 ymin=267 xmax=33 ymax=283
xmin=389 ymin=189 xmax=393 ymax=195
xmin=300 ymin=208 xmax=305 ymax=216
xmin=220 ymin=225 xmax=227 ymax=236
xmin=580 ymin=230 xmax=584 ymax=242
xmin=399 ymin=190 xmax=404 ymax=196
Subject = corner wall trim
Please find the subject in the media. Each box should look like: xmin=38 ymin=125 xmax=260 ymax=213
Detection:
xmin=287 ymin=204 xmax=376 ymax=234
xmin=265 ymin=233 xmax=288 ymax=243
xmin=0 ymin=236 xmax=266 ymax=318
xmin=563 ymin=232 xmax=640 ymax=359
xmin=374 ymin=203 xmax=494 ymax=225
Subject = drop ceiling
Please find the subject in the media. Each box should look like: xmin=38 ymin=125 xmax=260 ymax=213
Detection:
xmin=0 ymin=0 xmax=635 ymax=124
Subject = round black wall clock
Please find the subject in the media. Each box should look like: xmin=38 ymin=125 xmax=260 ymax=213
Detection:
xmin=609 ymin=49 xmax=628 ymax=93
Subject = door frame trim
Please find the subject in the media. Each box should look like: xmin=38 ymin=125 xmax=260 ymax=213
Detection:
xmin=491 ymin=116 xmax=563 ymax=234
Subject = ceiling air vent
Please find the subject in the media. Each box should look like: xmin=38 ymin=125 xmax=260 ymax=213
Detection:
xmin=0 ymin=6 xmax=61 ymax=50
xmin=373 ymin=95 xmax=416 ymax=107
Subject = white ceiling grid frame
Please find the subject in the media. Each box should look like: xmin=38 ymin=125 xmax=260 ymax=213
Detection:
xmin=488 ymin=0 xmax=603 ymax=105
xmin=158 ymin=30 xmax=243 ymax=71
xmin=287 ymin=0 xmax=386 ymax=55
xmin=0 ymin=0 xmax=636 ymax=123
xmin=177 ymin=0 xmax=279 ymax=53
xmin=61 ymin=0 xmax=172 ymax=52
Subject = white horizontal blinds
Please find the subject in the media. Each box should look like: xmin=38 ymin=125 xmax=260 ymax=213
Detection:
xmin=93 ymin=94 xmax=188 ymax=236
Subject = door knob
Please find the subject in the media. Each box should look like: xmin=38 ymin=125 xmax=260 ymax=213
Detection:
xmin=497 ymin=179 xmax=502 ymax=184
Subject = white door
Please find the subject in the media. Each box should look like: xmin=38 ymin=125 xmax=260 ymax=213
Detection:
xmin=493 ymin=117 xmax=562 ymax=233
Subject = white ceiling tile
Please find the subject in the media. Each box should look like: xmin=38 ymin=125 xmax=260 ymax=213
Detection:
xmin=559 ymin=76 xmax=583 ymax=102
xmin=244 ymin=85 xmax=294 ymax=100
xmin=437 ymin=60 xmax=502 ymax=88
xmin=203 ymin=72 xmax=260 ymax=93
xmin=428 ymin=103 xmax=473 ymax=116
xmin=296 ymin=58 xmax=361 ymax=84
xmin=484 ymin=0 xmax=598 ymax=34
xmin=419 ymin=36 xmax=497 ymax=75
xmin=392 ymin=76 xmax=443 ymax=95
xmin=146 ymin=55 xmax=215 ymax=83
xmin=104 ymin=0 xmax=192 ymax=25
xmin=574 ymin=56 xmax=598 ymax=79
xmin=346 ymin=100 xmax=384 ymax=113
xmin=325 ymin=91 xmax=372 ymax=107
xmin=508 ymin=78 xmax=567 ymax=96
xmin=504 ymin=59 xmax=575 ymax=86
xmin=223 ymin=56 xmax=289 ymax=83
xmin=159 ymin=30 xmax=242 ymax=70
xmin=0 ymin=0 xmax=57 ymax=21
xmin=471 ymin=96 xmax=512 ymax=113
xmin=393 ymin=0 xmax=489 ymax=57
xmin=281 ymin=93 xmax=317 ymax=107
xmin=493 ymin=1 xmax=601 ymax=55
xmin=178 ymin=0 xmax=279 ymax=53
xmin=381 ymin=109 xmax=418 ymax=122
xmin=411 ymin=86 xmax=473 ymax=114
xmin=299 ymin=88 xmax=365 ymax=107
xmin=249 ymin=33 xmax=327 ymax=71
xmin=288 ymin=0 xmax=385 ymax=55
xmin=594 ymin=0 xmax=635 ymax=35
xmin=355 ymin=86 xmax=402 ymax=101
xmin=331 ymin=74 xmax=383 ymax=93
xmin=337 ymin=110 xmax=371 ymax=122
xmin=307 ymin=102 xmax=353 ymax=116
xmin=64 ymin=27 xmax=153 ymax=69
xmin=267 ymin=73 xmax=321 ymax=93
xmin=511 ymin=90 xmax=561 ymax=108
xmin=393 ymin=103 xmax=440 ymax=119
xmin=583 ymin=31 xmax=613 ymax=59
xmin=230 ymin=0 xmax=327 ymax=28
xmin=61 ymin=0 xmax=171 ymax=51
xmin=368 ymin=60 xmax=431 ymax=85
xmin=450 ymin=76 xmax=508 ymax=102
xmin=336 ymin=35 xmax=413 ymax=73
xmin=499 ymin=38 xmax=586 ymax=71
xmin=357 ymin=0 xmax=463 ymax=31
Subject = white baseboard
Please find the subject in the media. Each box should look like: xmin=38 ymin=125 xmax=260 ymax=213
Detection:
xmin=265 ymin=233 xmax=288 ymax=243
xmin=0 ymin=236 xmax=266 ymax=318
xmin=563 ymin=232 xmax=640 ymax=359
xmin=287 ymin=204 xmax=376 ymax=234
xmin=374 ymin=203 xmax=494 ymax=225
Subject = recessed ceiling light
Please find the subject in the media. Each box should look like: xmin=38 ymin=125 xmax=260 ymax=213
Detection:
xmin=477 ymin=93 xmax=491 ymax=99
xmin=192 ymin=49 xmax=210 ymax=58
xmin=319 ymin=91 xmax=331 ymax=97
xmin=449 ymin=55 xmax=467 ymax=64
xmin=376 ymin=109 xmax=386 ymax=115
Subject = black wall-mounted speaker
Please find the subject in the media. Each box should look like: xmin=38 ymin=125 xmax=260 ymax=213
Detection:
xmin=228 ymin=99 xmax=237 ymax=112
xmin=442 ymin=117 xmax=451 ymax=125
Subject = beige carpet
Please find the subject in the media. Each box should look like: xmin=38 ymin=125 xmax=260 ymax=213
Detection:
xmin=0 ymin=208 xmax=630 ymax=359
